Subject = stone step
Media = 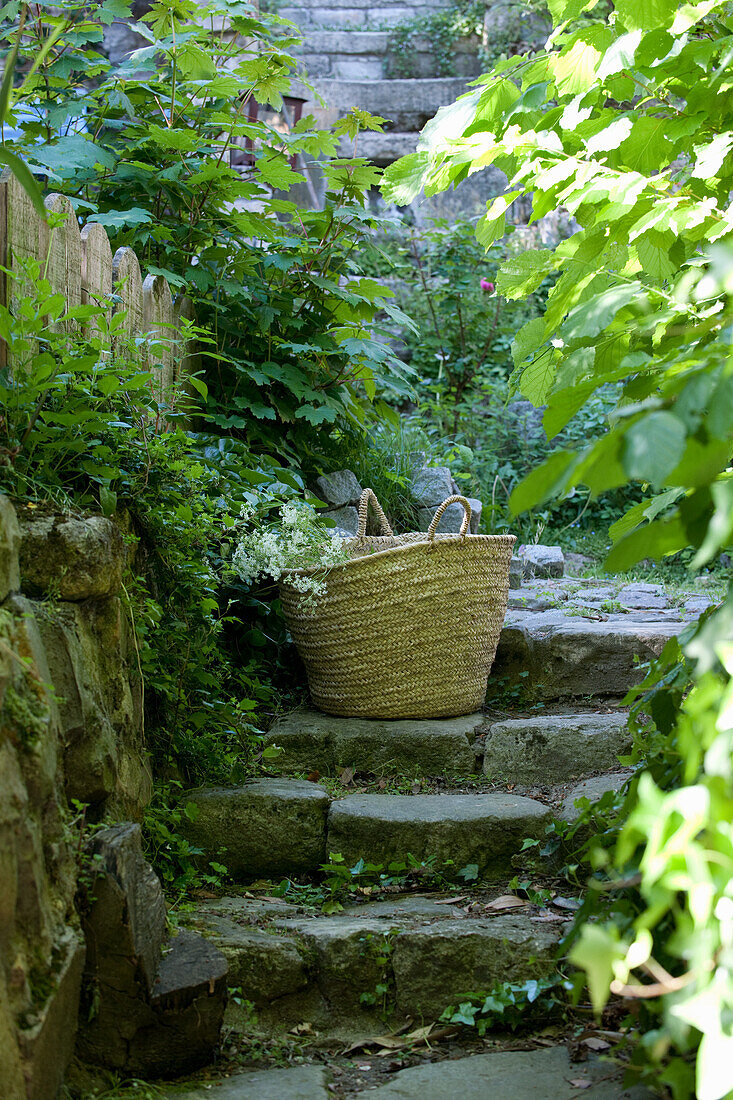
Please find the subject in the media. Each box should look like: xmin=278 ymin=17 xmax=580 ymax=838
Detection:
xmin=182 ymin=891 xmax=564 ymax=1030
xmin=296 ymin=76 xmax=471 ymax=130
xmin=264 ymin=708 xmax=483 ymax=777
xmin=164 ymin=1045 xmax=653 ymax=1098
xmin=182 ymin=780 xmax=552 ymax=881
xmin=293 ymin=29 xmax=481 ymax=81
xmin=493 ymin=608 xmax=686 ymax=701
xmin=265 ymin=706 xmax=631 ymax=783
xmin=482 ymin=712 xmax=630 ymax=785
xmin=327 ymin=791 xmax=551 ymax=877
xmin=281 ymin=0 xmax=452 ymax=30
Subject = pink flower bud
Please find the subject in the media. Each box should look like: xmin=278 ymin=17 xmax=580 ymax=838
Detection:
xmin=480 ymin=278 xmax=495 ymax=293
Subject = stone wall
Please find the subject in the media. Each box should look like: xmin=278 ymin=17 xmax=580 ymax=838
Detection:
xmin=0 ymin=496 xmax=150 ymax=1099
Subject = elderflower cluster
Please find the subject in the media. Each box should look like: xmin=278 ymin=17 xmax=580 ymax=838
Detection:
xmin=232 ymin=501 xmax=350 ymax=602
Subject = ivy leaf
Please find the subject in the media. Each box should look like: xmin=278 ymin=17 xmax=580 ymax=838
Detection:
xmin=569 ymin=924 xmax=626 ymax=1016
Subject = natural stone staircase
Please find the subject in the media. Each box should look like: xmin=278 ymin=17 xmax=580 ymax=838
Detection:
xmin=171 ymin=572 xmax=710 ymax=1094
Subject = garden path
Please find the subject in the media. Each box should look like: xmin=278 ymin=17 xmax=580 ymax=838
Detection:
xmin=162 ymin=573 xmax=709 ymax=1094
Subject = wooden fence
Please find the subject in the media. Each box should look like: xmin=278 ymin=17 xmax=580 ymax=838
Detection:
xmin=0 ymin=170 xmax=196 ymax=402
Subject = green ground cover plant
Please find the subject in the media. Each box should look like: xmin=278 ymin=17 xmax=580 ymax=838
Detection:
xmin=1 ymin=0 xmax=413 ymax=890
xmin=384 ymin=1 xmax=733 ymax=1095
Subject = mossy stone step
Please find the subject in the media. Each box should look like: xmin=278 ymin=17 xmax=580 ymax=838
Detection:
xmin=182 ymin=781 xmax=550 ymax=881
xmin=493 ymin=610 xmax=686 ymax=700
xmin=265 ymin=708 xmax=481 ymax=777
xmin=183 ymin=892 xmax=563 ymax=1031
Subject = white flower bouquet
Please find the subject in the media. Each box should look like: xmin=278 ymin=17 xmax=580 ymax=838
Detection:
xmin=232 ymin=501 xmax=350 ymax=602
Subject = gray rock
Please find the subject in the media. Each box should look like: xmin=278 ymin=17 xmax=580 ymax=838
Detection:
xmin=392 ymin=914 xmax=561 ymax=1018
xmin=519 ymin=543 xmax=565 ymax=578
xmin=0 ymin=495 xmax=20 ymax=601
xmin=685 ymin=595 xmax=713 ymax=615
xmin=322 ymin=505 xmax=359 ymax=536
xmin=507 ymin=592 xmax=555 ymax=611
xmin=364 ymin=1045 xmax=654 ymax=1098
xmin=315 ymin=469 xmax=362 ymax=508
xmin=81 ymin=823 xmax=167 ymax=996
xmin=78 ymin=824 xmax=228 ymax=1077
xmin=163 ymin=1065 xmax=330 ymax=1100
xmin=182 ymin=779 xmax=330 ymax=878
xmin=15 ymin=930 xmax=85 ymax=1100
xmin=264 ymin=708 xmax=480 ymax=776
xmin=509 ymin=556 xmax=523 ymax=589
xmin=411 ymin=466 xmax=453 ymax=508
xmin=483 ymin=713 xmax=631 ymax=785
xmin=564 ymin=551 xmax=594 ymax=577
xmin=185 ymin=913 xmax=308 ymax=1004
xmin=130 ymin=930 xmax=227 ymax=1078
xmin=18 ymin=513 xmax=126 ymax=600
xmin=493 ymin=610 xmax=685 ymax=699
xmin=34 ymin=596 xmax=149 ymax=817
xmin=417 ymin=496 xmax=481 ymax=535
xmin=327 ymin=792 xmax=551 ymax=878
xmin=618 ymin=583 xmax=668 ymax=610
xmin=561 ymin=772 xmax=632 ymax=823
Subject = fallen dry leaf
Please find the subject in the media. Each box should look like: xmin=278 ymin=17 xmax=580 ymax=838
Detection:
xmin=485 ymin=894 xmax=530 ymax=912
xmin=434 ymin=895 xmax=468 ymax=906
xmin=339 ymin=766 xmax=354 ymax=787
xmin=411 ymin=781 xmax=422 ymax=794
xmin=582 ymin=1036 xmax=611 ymax=1051
xmin=378 ymin=777 xmax=387 ymax=789
xmin=569 ymin=1078 xmax=592 ymax=1090
xmin=507 ymin=783 xmax=516 ymax=791
xmin=306 ymin=770 xmax=321 ymax=783
xmin=553 ymin=896 xmax=582 ymax=911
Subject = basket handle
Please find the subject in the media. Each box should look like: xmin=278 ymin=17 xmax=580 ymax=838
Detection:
xmin=427 ymin=495 xmax=472 ymax=540
xmin=357 ymin=488 xmax=394 ymax=537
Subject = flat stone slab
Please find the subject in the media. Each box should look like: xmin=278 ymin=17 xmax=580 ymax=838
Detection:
xmin=327 ymin=793 xmax=551 ymax=877
xmin=493 ymin=611 xmax=685 ymax=699
xmin=164 ymin=1065 xmax=330 ymax=1099
xmin=184 ymin=895 xmax=563 ymax=1030
xmin=265 ymin=709 xmax=480 ymax=777
xmin=561 ymin=771 xmax=632 ymax=823
xmin=182 ymin=779 xmax=329 ymax=879
xmin=362 ymin=1045 xmax=654 ymax=1098
xmin=483 ymin=713 xmax=631 ymax=785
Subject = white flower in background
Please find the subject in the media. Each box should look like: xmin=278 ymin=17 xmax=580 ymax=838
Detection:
xmin=232 ymin=500 xmax=349 ymax=603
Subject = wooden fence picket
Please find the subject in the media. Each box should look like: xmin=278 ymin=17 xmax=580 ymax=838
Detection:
xmin=0 ymin=169 xmax=193 ymax=410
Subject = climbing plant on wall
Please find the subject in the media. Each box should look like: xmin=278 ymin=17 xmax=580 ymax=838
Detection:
xmin=383 ymin=2 xmax=733 ymax=1096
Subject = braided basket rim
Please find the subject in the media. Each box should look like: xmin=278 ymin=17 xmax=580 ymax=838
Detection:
xmin=283 ymin=531 xmax=516 ymax=577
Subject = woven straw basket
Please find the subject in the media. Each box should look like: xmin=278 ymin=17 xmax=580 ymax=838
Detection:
xmin=279 ymin=488 xmax=516 ymax=720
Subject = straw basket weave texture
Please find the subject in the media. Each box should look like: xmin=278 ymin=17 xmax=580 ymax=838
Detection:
xmin=279 ymin=489 xmax=516 ymax=719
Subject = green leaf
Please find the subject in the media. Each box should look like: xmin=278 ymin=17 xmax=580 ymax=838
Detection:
xmin=569 ymin=924 xmax=626 ymax=1016
xmin=519 ymin=349 xmax=558 ymax=404
xmin=0 ymin=151 xmax=45 ymax=216
xmin=623 ymin=411 xmax=687 ymax=486
xmin=496 ymin=249 xmax=555 ymax=300
xmin=509 ymin=449 xmax=578 ymax=515
xmin=381 ymin=151 xmax=430 ymax=206
xmin=562 ymin=283 xmax=642 ymax=341
xmin=613 ymin=0 xmax=679 ymax=31
xmin=476 ymin=191 xmax=522 ymax=249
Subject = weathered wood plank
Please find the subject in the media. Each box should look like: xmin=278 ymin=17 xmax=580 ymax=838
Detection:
xmin=143 ymin=272 xmax=174 ymax=403
xmin=81 ymin=222 xmax=113 ymax=336
xmin=111 ymin=245 xmax=144 ymax=357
